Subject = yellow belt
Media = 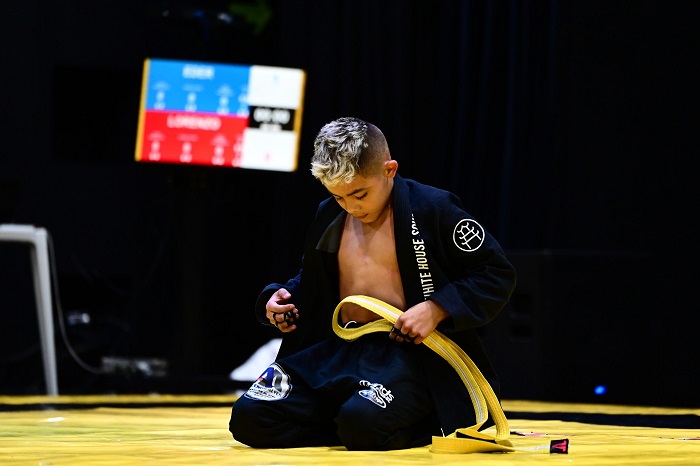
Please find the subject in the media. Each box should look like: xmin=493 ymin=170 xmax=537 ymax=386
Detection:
xmin=332 ymin=295 xmax=568 ymax=454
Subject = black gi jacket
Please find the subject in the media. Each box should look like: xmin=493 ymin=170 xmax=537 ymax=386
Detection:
xmin=254 ymin=175 xmax=516 ymax=433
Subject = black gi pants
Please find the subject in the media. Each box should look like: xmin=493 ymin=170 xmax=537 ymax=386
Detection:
xmin=229 ymin=333 xmax=440 ymax=450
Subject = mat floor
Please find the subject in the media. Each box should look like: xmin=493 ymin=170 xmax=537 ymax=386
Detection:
xmin=0 ymin=396 xmax=698 ymax=465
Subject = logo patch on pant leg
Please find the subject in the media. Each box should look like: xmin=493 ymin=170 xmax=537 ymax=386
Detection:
xmin=244 ymin=363 xmax=292 ymax=401
xmin=358 ymin=380 xmax=394 ymax=408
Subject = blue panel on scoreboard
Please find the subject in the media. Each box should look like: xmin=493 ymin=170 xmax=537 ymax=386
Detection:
xmin=144 ymin=59 xmax=251 ymax=116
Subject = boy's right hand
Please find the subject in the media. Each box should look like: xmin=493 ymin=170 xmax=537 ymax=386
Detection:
xmin=266 ymin=288 xmax=299 ymax=333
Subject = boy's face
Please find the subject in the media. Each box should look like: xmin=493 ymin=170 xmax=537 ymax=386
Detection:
xmin=325 ymin=161 xmax=398 ymax=225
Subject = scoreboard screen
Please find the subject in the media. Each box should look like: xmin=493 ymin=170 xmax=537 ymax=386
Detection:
xmin=135 ymin=58 xmax=306 ymax=171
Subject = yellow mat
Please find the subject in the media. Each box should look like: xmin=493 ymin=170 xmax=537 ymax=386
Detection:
xmin=0 ymin=396 xmax=698 ymax=465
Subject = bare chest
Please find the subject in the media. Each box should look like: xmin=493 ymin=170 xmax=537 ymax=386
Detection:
xmin=337 ymin=213 xmax=406 ymax=322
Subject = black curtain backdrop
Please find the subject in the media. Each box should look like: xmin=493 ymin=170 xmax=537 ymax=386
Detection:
xmin=1 ymin=1 xmax=698 ymax=402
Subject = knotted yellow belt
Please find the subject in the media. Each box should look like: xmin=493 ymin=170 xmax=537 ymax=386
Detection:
xmin=332 ymin=295 xmax=568 ymax=454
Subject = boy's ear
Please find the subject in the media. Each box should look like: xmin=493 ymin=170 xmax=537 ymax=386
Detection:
xmin=384 ymin=160 xmax=398 ymax=178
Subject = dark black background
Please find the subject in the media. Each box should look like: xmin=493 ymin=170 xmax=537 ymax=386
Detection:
xmin=1 ymin=1 xmax=698 ymax=405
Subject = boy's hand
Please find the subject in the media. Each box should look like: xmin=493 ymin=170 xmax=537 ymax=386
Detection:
xmin=390 ymin=300 xmax=449 ymax=344
xmin=266 ymin=288 xmax=299 ymax=332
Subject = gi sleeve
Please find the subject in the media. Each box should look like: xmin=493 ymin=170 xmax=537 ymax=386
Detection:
xmin=424 ymin=194 xmax=516 ymax=332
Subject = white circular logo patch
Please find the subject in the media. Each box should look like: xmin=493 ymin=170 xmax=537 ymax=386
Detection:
xmin=244 ymin=363 xmax=292 ymax=401
xmin=453 ymin=219 xmax=485 ymax=252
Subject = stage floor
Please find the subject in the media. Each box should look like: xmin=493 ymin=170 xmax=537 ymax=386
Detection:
xmin=0 ymin=395 xmax=698 ymax=465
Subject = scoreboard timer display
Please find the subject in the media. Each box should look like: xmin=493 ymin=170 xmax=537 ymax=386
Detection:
xmin=135 ymin=58 xmax=306 ymax=171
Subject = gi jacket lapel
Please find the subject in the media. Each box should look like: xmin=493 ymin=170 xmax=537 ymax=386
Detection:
xmin=392 ymin=176 xmax=425 ymax=306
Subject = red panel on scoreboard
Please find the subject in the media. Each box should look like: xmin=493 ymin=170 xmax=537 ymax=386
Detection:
xmin=139 ymin=110 xmax=248 ymax=167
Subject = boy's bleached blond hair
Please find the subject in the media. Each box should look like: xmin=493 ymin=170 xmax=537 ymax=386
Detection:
xmin=311 ymin=117 xmax=390 ymax=187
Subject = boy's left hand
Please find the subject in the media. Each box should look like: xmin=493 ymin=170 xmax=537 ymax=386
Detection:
xmin=389 ymin=300 xmax=449 ymax=345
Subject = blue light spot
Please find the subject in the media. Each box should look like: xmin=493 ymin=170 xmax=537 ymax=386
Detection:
xmin=594 ymin=385 xmax=607 ymax=396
